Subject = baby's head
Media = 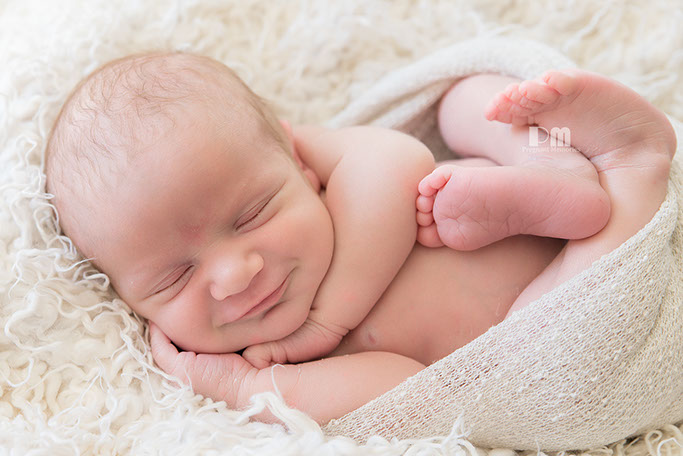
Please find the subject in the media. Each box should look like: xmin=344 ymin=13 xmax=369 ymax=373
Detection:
xmin=46 ymin=52 xmax=334 ymax=353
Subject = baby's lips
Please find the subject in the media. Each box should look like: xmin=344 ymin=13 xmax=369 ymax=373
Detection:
xmin=218 ymin=274 xmax=289 ymax=325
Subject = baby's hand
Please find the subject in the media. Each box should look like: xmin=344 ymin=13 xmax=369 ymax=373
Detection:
xmin=242 ymin=310 xmax=348 ymax=368
xmin=150 ymin=323 xmax=258 ymax=409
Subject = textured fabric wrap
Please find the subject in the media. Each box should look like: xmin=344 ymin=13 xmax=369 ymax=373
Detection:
xmin=323 ymin=38 xmax=683 ymax=451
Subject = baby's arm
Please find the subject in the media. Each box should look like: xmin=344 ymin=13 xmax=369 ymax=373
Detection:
xmin=243 ymin=125 xmax=435 ymax=367
xmin=151 ymin=323 xmax=425 ymax=424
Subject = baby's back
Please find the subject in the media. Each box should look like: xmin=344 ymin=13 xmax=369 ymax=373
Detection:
xmin=332 ymin=235 xmax=565 ymax=365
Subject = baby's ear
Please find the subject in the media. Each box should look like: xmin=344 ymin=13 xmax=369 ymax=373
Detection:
xmin=280 ymin=119 xmax=321 ymax=192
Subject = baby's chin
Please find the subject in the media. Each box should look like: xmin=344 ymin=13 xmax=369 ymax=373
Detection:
xmin=151 ymin=280 xmax=316 ymax=354
xmin=169 ymin=337 xmax=244 ymax=355
xmin=159 ymin=321 xmax=295 ymax=355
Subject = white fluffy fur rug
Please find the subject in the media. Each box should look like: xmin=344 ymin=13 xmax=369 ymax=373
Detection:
xmin=1 ymin=1 xmax=682 ymax=454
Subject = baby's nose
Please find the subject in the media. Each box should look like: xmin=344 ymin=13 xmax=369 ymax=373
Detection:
xmin=208 ymin=251 xmax=264 ymax=301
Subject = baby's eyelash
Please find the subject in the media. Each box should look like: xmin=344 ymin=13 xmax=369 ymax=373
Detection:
xmin=242 ymin=208 xmax=263 ymax=225
xmin=160 ymin=266 xmax=193 ymax=293
xmin=239 ymin=198 xmax=271 ymax=227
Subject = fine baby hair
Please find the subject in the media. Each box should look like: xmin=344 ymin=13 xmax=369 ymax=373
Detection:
xmin=45 ymin=52 xmax=287 ymax=263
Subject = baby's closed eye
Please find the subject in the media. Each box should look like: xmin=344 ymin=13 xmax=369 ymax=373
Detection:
xmin=157 ymin=265 xmax=194 ymax=295
xmin=236 ymin=182 xmax=285 ymax=231
xmin=237 ymin=197 xmax=272 ymax=229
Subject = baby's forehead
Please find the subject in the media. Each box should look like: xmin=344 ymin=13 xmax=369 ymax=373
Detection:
xmin=46 ymin=53 xmax=281 ymax=255
xmin=56 ymin=54 xmax=255 ymax=176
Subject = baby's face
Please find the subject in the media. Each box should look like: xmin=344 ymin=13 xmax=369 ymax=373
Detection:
xmin=87 ymin=106 xmax=334 ymax=353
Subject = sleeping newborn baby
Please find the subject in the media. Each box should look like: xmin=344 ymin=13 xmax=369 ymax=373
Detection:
xmin=45 ymin=52 xmax=676 ymax=424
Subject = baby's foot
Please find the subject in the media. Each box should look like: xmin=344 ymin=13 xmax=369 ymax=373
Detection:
xmin=485 ymin=69 xmax=677 ymax=166
xmin=488 ymin=70 xmax=677 ymax=317
xmin=423 ymin=69 xmax=676 ymax=251
xmin=417 ymin=163 xmax=609 ymax=251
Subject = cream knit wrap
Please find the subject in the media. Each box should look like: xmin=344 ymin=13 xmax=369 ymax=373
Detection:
xmin=323 ymin=38 xmax=683 ymax=451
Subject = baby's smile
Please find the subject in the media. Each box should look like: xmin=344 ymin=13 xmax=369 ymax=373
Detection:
xmin=74 ymin=102 xmax=335 ymax=354
xmin=226 ymin=272 xmax=291 ymax=324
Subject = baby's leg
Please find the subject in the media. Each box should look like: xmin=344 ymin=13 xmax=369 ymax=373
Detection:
xmin=487 ymin=69 xmax=676 ymax=315
xmin=418 ymin=74 xmax=609 ymax=250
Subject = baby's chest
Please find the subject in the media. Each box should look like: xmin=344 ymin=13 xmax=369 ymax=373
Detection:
xmin=334 ymin=246 xmax=503 ymax=364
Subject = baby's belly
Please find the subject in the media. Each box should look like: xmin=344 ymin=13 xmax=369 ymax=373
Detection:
xmin=332 ymin=235 xmax=564 ymax=365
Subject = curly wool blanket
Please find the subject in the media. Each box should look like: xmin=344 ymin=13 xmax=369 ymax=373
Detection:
xmin=1 ymin=1 xmax=682 ymax=455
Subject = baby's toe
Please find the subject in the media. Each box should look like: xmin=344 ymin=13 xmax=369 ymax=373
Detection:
xmin=486 ymin=104 xmax=516 ymax=124
xmin=541 ymin=70 xmax=580 ymax=96
xmin=418 ymin=167 xmax=454 ymax=196
xmin=416 ymin=210 xmax=434 ymax=227
xmin=506 ymin=103 xmax=534 ymax=117
xmin=417 ymin=224 xmax=444 ymax=248
xmin=491 ymin=92 xmax=514 ymax=113
xmin=484 ymin=101 xmax=500 ymax=121
xmin=519 ymin=79 xmax=560 ymax=104
xmin=416 ymin=194 xmax=435 ymax=213
xmin=503 ymin=83 xmax=523 ymax=104
xmin=517 ymin=94 xmax=544 ymax=110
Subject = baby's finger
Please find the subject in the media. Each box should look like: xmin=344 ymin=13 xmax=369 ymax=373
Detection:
xmin=242 ymin=344 xmax=272 ymax=369
xmin=149 ymin=323 xmax=181 ymax=373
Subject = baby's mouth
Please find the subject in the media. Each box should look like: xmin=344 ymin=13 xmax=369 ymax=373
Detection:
xmin=221 ymin=273 xmax=290 ymax=324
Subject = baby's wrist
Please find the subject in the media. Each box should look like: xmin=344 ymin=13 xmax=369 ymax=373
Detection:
xmin=307 ymin=310 xmax=351 ymax=339
xmin=233 ymin=365 xmax=270 ymax=409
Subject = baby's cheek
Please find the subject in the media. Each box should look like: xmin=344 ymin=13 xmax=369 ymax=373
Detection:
xmin=153 ymin=301 xmax=204 ymax=350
